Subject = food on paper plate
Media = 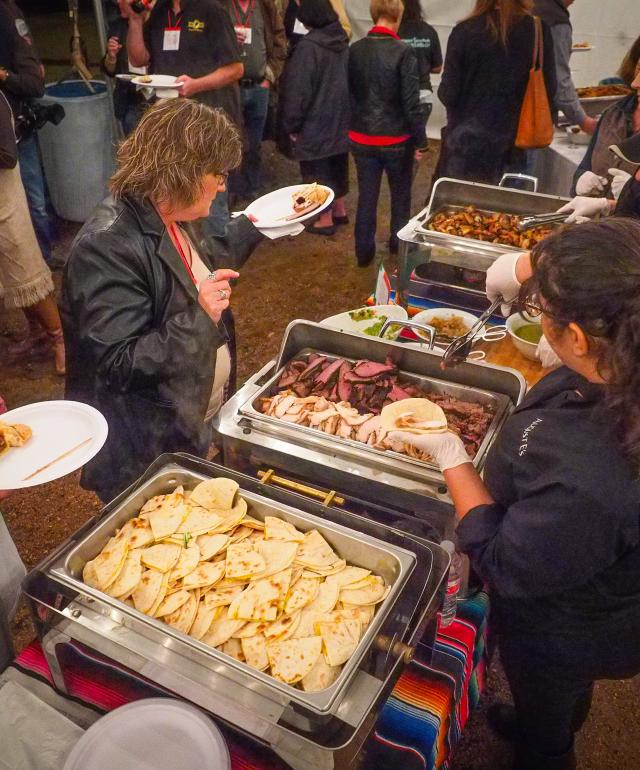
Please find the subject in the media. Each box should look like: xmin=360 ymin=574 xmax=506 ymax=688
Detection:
xmin=427 ymin=205 xmax=554 ymax=249
xmin=428 ymin=315 xmax=470 ymax=339
xmin=287 ymin=182 xmax=329 ymax=219
xmin=263 ymin=354 xmax=495 ymax=458
xmin=81 ymin=478 xmax=387 ymax=691
xmin=576 ymin=84 xmax=630 ymax=98
xmin=348 ymin=308 xmax=376 ymax=322
xmin=0 ymin=420 xmax=33 ymax=457
xmin=138 ymin=75 xmax=153 ymax=84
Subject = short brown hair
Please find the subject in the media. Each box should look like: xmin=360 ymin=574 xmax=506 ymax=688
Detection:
xmin=110 ymin=98 xmax=242 ymax=207
xmin=370 ymin=0 xmax=404 ymax=24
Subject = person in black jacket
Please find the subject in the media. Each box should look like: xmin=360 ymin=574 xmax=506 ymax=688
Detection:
xmin=278 ymin=0 xmax=349 ymax=235
xmin=437 ymin=0 xmax=556 ymax=184
xmin=391 ymin=219 xmax=640 ymax=770
xmin=348 ymin=0 xmax=426 ymax=267
xmin=61 ymin=99 xmax=285 ymax=502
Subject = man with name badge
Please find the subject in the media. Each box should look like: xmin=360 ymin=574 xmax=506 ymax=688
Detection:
xmin=224 ymin=0 xmax=285 ymax=200
xmin=126 ymin=0 xmax=244 ymax=236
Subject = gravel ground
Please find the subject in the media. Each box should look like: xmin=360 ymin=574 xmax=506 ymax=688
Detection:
xmin=1 ymin=140 xmax=639 ymax=769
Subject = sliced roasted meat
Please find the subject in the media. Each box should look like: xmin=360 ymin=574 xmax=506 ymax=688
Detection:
xmin=314 ymin=357 xmax=344 ymax=387
xmin=351 ymin=361 xmax=397 ymax=379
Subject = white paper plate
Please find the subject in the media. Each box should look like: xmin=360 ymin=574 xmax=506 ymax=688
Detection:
xmin=320 ymin=304 xmax=408 ymax=340
xmin=412 ymin=308 xmax=481 ymax=341
xmin=244 ymin=184 xmax=334 ymax=228
xmin=63 ymin=699 xmax=230 ymax=770
xmin=0 ymin=400 xmax=108 ymax=489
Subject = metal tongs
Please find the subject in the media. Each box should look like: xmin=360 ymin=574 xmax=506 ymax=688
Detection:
xmin=441 ymin=297 xmax=503 ymax=369
xmin=517 ymin=212 xmax=567 ymax=232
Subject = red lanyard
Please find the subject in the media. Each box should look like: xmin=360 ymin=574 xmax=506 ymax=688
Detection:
xmin=231 ymin=0 xmax=254 ymax=27
xmin=169 ymin=223 xmax=197 ymax=285
xmin=167 ymin=8 xmax=184 ymax=29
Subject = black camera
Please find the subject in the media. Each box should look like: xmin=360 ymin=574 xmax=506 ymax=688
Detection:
xmin=16 ymin=101 xmax=65 ymax=143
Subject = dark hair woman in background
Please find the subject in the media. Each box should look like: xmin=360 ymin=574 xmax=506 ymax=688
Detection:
xmin=391 ymin=219 xmax=640 ymax=770
xmin=348 ymin=0 xmax=427 ymax=267
xmin=437 ymin=0 xmax=556 ymax=184
xmin=398 ymin=0 xmax=442 ymax=139
xmin=278 ymin=0 xmax=349 ymax=235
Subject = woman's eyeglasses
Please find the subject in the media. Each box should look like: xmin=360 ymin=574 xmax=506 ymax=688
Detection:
xmin=216 ymin=172 xmax=229 ymax=187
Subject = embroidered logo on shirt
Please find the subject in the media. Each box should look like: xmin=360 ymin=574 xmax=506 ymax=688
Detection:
xmin=518 ymin=417 xmax=542 ymax=457
xmin=188 ymin=19 xmax=205 ymax=32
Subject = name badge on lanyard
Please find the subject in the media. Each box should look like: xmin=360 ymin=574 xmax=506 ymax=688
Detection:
xmin=232 ymin=0 xmax=254 ymax=46
xmin=163 ymin=8 xmax=182 ymax=51
xmin=234 ymin=25 xmax=252 ymax=45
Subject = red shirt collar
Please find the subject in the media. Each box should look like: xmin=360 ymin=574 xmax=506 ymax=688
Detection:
xmin=369 ymin=25 xmax=400 ymax=40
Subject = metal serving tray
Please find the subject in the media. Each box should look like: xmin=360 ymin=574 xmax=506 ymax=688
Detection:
xmin=412 ymin=177 xmax=570 ymax=256
xmin=48 ymin=466 xmax=416 ymax=716
xmin=240 ymin=348 xmax=510 ymax=474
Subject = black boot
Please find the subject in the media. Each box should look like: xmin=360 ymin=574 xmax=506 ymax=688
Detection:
xmin=487 ymin=703 xmax=520 ymax=742
xmin=513 ymin=743 xmax=577 ymax=770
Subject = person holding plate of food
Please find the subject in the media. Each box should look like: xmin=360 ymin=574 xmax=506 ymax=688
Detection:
xmin=61 ymin=98 xmax=297 ymax=502
xmin=392 ymin=218 xmax=640 ymax=770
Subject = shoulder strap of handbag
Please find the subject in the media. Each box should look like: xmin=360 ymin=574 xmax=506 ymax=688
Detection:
xmin=532 ymin=15 xmax=543 ymax=71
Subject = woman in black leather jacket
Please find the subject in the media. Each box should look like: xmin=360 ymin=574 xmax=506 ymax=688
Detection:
xmin=348 ymin=0 xmax=426 ymax=266
xmin=61 ymin=99 xmax=263 ymax=502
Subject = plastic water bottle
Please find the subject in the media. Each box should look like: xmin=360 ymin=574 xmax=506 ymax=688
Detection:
xmin=440 ymin=540 xmax=463 ymax=627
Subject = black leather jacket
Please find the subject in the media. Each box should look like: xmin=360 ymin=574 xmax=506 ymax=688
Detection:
xmin=60 ymin=196 xmax=262 ymax=502
xmin=348 ymin=29 xmax=425 ymax=149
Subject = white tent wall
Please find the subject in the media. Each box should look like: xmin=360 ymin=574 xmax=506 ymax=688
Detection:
xmin=344 ymin=0 xmax=640 ymax=138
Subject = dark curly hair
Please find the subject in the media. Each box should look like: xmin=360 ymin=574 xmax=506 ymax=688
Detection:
xmin=525 ymin=218 xmax=640 ymax=469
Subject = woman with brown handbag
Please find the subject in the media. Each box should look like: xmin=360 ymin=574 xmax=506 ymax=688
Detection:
xmin=437 ymin=0 xmax=556 ymax=184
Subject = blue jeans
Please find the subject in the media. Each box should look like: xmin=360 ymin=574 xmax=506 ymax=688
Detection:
xmin=201 ymin=189 xmax=230 ymax=239
xmin=353 ymin=144 xmax=414 ymax=264
xmin=18 ymin=134 xmax=54 ymax=263
xmin=234 ymin=84 xmax=270 ymax=198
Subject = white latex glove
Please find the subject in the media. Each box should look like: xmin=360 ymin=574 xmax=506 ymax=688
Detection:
xmin=387 ymin=430 xmax=471 ymax=472
xmin=557 ymin=196 xmax=611 ymax=223
xmin=536 ymin=334 xmax=562 ymax=369
xmin=609 ymin=167 xmax=632 ymax=200
xmin=575 ymin=170 xmax=607 ymax=196
xmin=485 ymin=251 xmax=524 ymax=317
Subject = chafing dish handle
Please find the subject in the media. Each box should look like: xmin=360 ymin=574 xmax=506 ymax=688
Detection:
xmin=379 ymin=318 xmax=437 ymax=350
xmin=499 ymin=173 xmax=538 ymax=193
xmin=257 ymin=469 xmax=345 ymax=506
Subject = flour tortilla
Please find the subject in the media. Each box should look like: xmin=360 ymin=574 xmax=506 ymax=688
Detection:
xmin=295 ymin=530 xmax=339 ymax=570
xmin=168 ymin=544 xmax=200 ymax=582
xmin=141 ymin=543 xmax=181 ymax=573
xmin=116 ymin=517 xmax=154 ymax=549
xmin=339 ymin=576 xmax=387 ymax=606
xmin=82 ymin=560 xmax=100 ymax=590
xmin=227 ymin=575 xmax=282 ymax=622
xmin=132 ymin=569 xmax=165 ymax=614
xmin=203 ymin=585 xmax=244 ymax=609
xmin=326 ymin=566 xmax=371 ymax=589
xmin=181 ymin=560 xmax=225 ymax=590
xmin=307 ymin=579 xmax=340 ymax=615
xmin=196 ymin=533 xmax=230 ymax=560
xmin=233 ymin=621 xmax=270 ymax=639
xmin=189 ymin=601 xmax=219 ymax=641
xmin=147 ymin=489 xmax=187 ymax=540
xmin=267 ymin=636 xmax=323 ymax=684
xmin=241 ymin=634 xmax=270 ymax=670
xmin=255 ymin=539 xmax=299 ymax=578
xmin=190 ymin=478 xmax=239 ymax=511
xmin=263 ymin=611 xmax=301 ymax=641
xmin=148 ymin=572 xmax=171 ymax=617
xmin=240 ymin=516 xmax=265 ymax=530
xmin=283 ymin=576 xmax=320 ymax=615
xmin=302 ymin=559 xmax=346 ymax=578
xmin=210 ymin=498 xmax=248 ymax=533
xmin=225 ymin=541 xmax=266 ymax=580
xmin=340 ymin=603 xmax=375 ymax=628
xmin=221 ymin=637 xmax=244 ymax=661
xmin=264 ymin=516 xmax=305 ymax=543
xmin=106 ymin=550 xmax=143 ymax=599
xmin=301 ymin=653 xmax=341 ymax=692
xmin=93 ymin=537 xmax=128 ymax=590
xmin=380 ymin=398 xmax=447 ymax=435
xmin=318 ymin=618 xmax=361 ymax=666
xmin=175 ymin=505 xmax=223 ymax=536
xmin=229 ymin=525 xmax=253 ymax=544
xmin=165 ymin=590 xmax=198 ymax=634
xmin=203 ymin=617 xmax=246 ymax=647
xmin=155 ymin=588 xmax=191 ymax=618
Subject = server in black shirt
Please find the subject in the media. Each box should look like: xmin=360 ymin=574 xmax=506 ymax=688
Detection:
xmin=391 ymin=219 xmax=640 ymax=770
xmin=125 ymin=0 xmax=243 ymax=129
xmin=398 ymin=0 xmax=441 ymax=138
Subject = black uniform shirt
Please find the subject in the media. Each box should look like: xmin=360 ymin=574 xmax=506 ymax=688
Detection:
xmin=457 ymin=367 xmax=640 ymax=634
xmin=615 ymin=175 xmax=640 ymax=220
xmin=144 ymin=0 xmax=242 ymax=126
xmin=397 ymin=19 xmax=442 ymax=91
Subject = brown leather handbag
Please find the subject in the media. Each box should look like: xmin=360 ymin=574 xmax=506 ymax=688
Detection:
xmin=515 ymin=16 xmax=554 ymax=149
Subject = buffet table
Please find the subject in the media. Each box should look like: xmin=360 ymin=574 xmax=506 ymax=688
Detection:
xmin=7 ymin=591 xmax=490 ymax=770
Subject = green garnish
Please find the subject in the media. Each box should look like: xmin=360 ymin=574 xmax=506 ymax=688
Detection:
xmin=349 ymin=307 xmax=376 ymax=322
xmin=362 ymin=317 xmax=399 ymax=339
xmin=183 ymin=532 xmax=192 ymax=549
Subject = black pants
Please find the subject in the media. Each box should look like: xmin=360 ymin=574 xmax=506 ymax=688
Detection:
xmin=352 ymin=143 xmax=414 ymax=264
